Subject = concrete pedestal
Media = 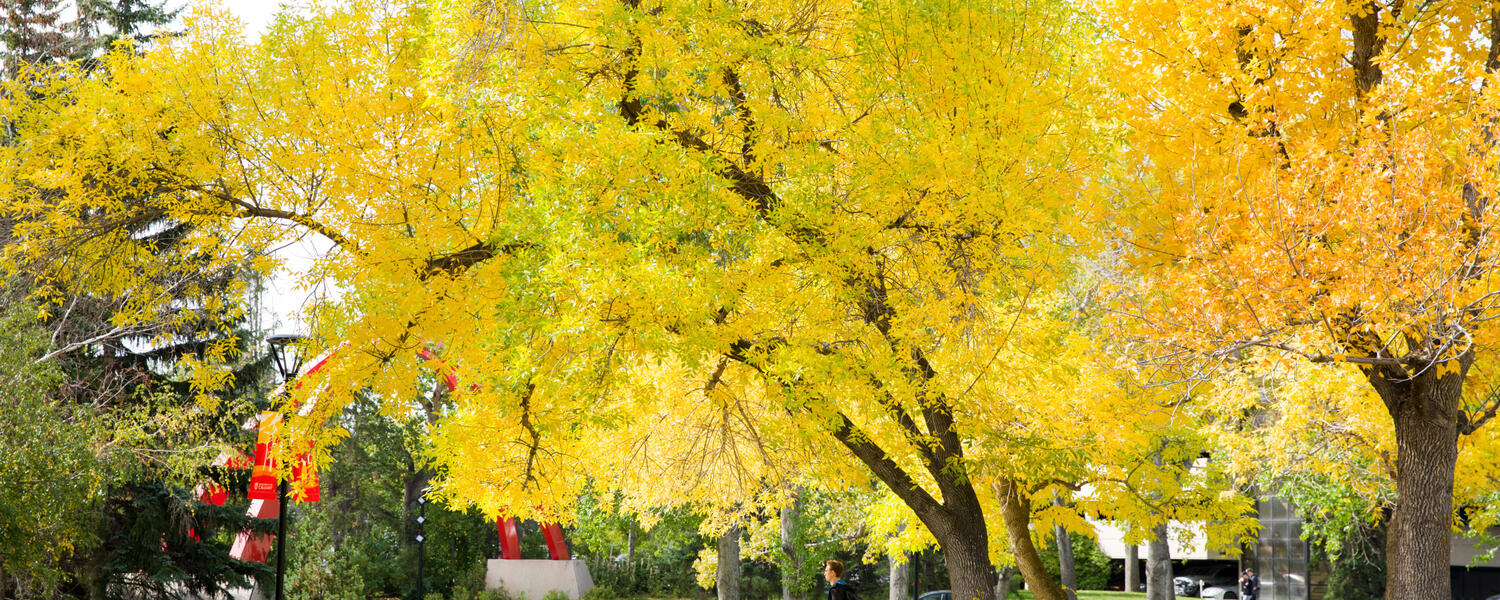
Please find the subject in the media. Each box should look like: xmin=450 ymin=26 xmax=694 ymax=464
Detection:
xmin=485 ymin=559 xmax=595 ymax=600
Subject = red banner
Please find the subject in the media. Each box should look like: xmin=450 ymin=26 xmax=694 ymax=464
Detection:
xmin=230 ymin=530 xmax=273 ymax=563
xmin=291 ymin=440 xmax=320 ymax=502
xmin=247 ymin=412 xmax=282 ymax=500
xmin=196 ymin=483 xmax=227 ymax=506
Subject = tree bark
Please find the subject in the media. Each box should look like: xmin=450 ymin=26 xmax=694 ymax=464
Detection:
xmin=1053 ymin=494 xmax=1077 ymax=600
xmin=994 ymin=566 xmax=1014 ymax=600
xmin=1366 ymin=360 xmax=1466 ymax=600
xmin=931 ymin=508 xmax=1001 ymax=600
xmin=628 ymin=520 xmax=637 ymax=564
xmin=783 ymin=496 xmax=805 ymax=600
xmin=1125 ymin=544 xmax=1139 ymax=593
xmin=1145 ymin=522 xmax=1174 ymax=600
xmin=995 ymin=480 xmax=1066 ymax=600
xmin=890 ymin=553 xmax=911 ymax=600
xmin=1239 ymin=494 xmax=1258 ymax=584
xmin=913 ymin=552 xmax=923 ymax=595
xmin=822 ymin=406 xmax=1001 ymax=600
xmin=87 ymin=563 xmax=106 ymax=600
xmin=1054 ymin=524 xmax=1077 ymax=600
xmin=921 ymin=552 xmax=934 ymax=594
xmin=718 ymin=525 xmax=742 ymax=600
xmin=402 ymin=465 xmax=434 ymax=547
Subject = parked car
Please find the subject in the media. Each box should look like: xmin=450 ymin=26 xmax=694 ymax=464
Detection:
xmin=918 ymin=590 xmax=951 ymax=600
xmin=1199 ymin=585 xmax=1239 ymax=599
xmin=1173 ymin=576 xmax=1201 ymax=596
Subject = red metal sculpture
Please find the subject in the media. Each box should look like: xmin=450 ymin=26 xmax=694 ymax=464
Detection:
xmin=205 ymin=344 xmax=572 ymax=563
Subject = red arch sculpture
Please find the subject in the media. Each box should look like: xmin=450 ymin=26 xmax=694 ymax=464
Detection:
xmin=420 ymin=347 xmax=571 ymax=560
xmin=209 ymin=345 xmax=571 ymax=562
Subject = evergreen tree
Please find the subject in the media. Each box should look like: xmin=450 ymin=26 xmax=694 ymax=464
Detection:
xmin=1 ymin=0 xmax=74 ymax=75
xmin=0 ymin=4 xmax=265 ymax=598
xmin=75 ymin=0 xmax=178 ymax=56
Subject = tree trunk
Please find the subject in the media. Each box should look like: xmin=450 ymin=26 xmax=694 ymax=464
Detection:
xmin=821 ymin=380 xmax=1001 ymax=600
xmin=628 ymin=520 xmax=637 ymax=564
xmin=783 ymin=496 xmax=805 ymax=600
xmin=86 ymin=553 xmax=108 ymax=600
xmin=890 ymin=553 xmax=911 ymax=600
xmin=995 ymin=480 xmax=1066 ymax=600
xmin=913 ymin=552 xmax=922 ymax=595
xmin=1239 ymin=494 xmax=1257 ymax=585
xmin=932 ymin=511 xmax=1000 ymax=600
xmin=1145 ymin=522 xmax=1174 ymax=600
xmin=1053 ymin=494 xmax=1077 ymax=600
xmin=994 ymin=566 xmax=1014 ymax=600
xmin=1367 ymin=362 xmax=1465 ymax=600
xmin=718 ymin=525 xmax=742 ymax=600
xmin=921 ymin=551 xmax=934 ymax=593
xmin=1054 ymin=524 xmax=1077 ymax=600
xmin=1125 ymin=544 xmax=1139 ymax=593
xmin=872 ymin=476 xmax=997 ymax=600
xmin=402 ymin=465 xmax=434 ymax=548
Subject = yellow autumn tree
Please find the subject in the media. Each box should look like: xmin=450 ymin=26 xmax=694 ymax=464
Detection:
xmin=0 ymin=2 xmax=1140 ymax=599
xmin=1102 ymin=0 xmax=1500 ymax=597
xmin=1199 ymin=350 xmax=1500 ymax=597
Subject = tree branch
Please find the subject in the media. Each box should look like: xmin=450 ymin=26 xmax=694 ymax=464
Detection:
xmin=1461 ymin=391 xmax=1500 ymax=436
xmin=1350 ymin=1 xmax=1385 ymax=98
xmin=517 ymin=382 xmax=541 ymax=489
xmin=829 ymin=410 xmax=945 ymax=517
xmin=416 ymin=240 xmax=532 ymax=281
xmin=182 ymin=182 xmax=364 ymax=256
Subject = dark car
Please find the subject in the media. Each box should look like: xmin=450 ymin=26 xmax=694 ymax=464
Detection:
xmin=918 ymin=590 xmax=951 ymax=600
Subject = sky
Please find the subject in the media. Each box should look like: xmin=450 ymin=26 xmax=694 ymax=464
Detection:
xmin=214 ymin=1 xmax=332 ymax=338
xmin=219 ymin=1 xmax=288 ymax=39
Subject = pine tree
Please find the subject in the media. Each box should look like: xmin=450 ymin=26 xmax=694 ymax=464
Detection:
xmin=75 ymin=0 xmax=178 ymax=57
xmin=1 ymin=4 xmax=265 ymax=598
xmin=1 ymin=0 xmax=75 ymax=75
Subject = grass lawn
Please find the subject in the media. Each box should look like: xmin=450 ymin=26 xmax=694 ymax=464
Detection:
xmin=1008 ymin=592 xmax=1147 ymax=599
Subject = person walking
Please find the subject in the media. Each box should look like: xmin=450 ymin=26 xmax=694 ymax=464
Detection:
xmin=1239 ymin=568 xmax=1259 ymax=600
xmin=825 ymin=560 xmax=855 ymax=600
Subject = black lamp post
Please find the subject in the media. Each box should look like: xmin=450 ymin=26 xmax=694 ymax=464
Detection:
xmin=266 ymin=334 xmax=306 ymax=600
xmin=416 ymin=495 xmax=427 ymax=600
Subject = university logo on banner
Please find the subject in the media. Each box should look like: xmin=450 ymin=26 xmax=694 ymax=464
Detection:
xmin=247 ymin=411 xmax=282 ymax=500
xmin=247 ymin=411 xmax=321 ymax=502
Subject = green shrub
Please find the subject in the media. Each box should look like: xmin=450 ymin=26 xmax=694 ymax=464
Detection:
xmin=452 ymin=560 xmax=494 ymax=600
xmin=543 ymin=590 xmax=572 ymax=600
xmin=585 ymin=586 xmax=620 ymax=600
xmin=743 ymin=574 xmax=778 ymax=600
xmin=480 ymin=588 xmax=519 ymax=600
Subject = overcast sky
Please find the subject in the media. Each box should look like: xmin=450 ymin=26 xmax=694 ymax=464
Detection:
xmin=220 ymin=1 xmax=288 ymax=39
xmin=210 ymin=1 xmax=333 ymax=338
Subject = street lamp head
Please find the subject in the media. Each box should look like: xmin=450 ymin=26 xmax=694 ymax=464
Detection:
xmin=266 ymin=333 xmax=307 ymax=382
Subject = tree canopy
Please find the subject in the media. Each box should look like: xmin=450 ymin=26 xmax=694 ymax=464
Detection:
xmin=0 ymin=1 xmax=1206 ymax=598
xmin=1101 ymin=0 xmax=1500 ymax=596
xmin=32 ymin=0 xmax=1500 ymax=598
